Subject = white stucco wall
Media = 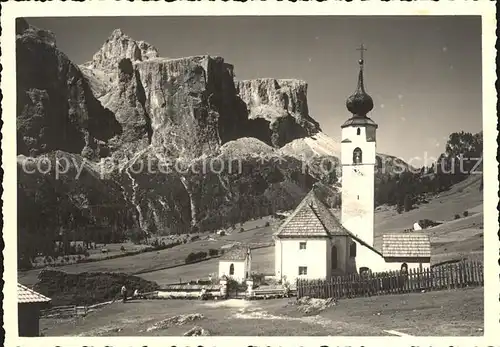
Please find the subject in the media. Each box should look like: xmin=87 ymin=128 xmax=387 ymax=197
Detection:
xmin=353 ymin=243 xmax=430 ymax=274
xmin=341 ymin=125 xmax=377 ymax=247
xmin=352 ymin=241 xmax=386 ymax=273
xmin=379 ymin=259 xmax=431 ymax=272
xmin=219 ymin=260 xmax=248 ymax=283
xmin=275 ymin=238 xmax=329 ymax=284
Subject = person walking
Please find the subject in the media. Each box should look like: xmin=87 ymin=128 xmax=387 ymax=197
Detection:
xmin=121 ymin=285 xmax=127 ymax=303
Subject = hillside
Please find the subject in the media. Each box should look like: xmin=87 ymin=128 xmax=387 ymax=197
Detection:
xmin=18 ymin=174 xmax=483 ymax=288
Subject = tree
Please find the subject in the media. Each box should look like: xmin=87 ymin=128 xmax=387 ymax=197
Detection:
xmin=403 ymin=194 xmax=413 ymax=212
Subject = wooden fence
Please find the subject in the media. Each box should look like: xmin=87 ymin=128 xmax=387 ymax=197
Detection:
xmin=41 ymin=305 xmax=90 ymax=318
xmin=297 ymin=260 xmax=483 ymax=299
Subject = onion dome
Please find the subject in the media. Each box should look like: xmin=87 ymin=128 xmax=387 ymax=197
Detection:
xmin=346 ymin=46 xmax=374 ymax=117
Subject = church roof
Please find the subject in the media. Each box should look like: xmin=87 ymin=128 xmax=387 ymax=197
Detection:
xmin=341 ymin=116 xmax=378 ymax=129
xmin=382 ymin=233 xmax=431 ymax=258
xmin=220 ymin=246 xmax=250 ymax=261
xmin=275 ymin=190 xmax=350 ymax=238
xmin=18 ymin=283 xmax=51 ymax=304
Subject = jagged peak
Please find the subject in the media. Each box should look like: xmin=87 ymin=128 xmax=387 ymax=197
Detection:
xmin=87 ymin=28 xmax=160 ymax=70
xmin=110 ymin=28 xmax=126 ymax=39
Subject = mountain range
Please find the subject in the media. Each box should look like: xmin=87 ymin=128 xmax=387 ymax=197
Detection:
xmin=16 ymin=18 xmax=408 ymax=243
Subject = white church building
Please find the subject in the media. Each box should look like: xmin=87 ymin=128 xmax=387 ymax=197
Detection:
xmin=274 ymin=47 xmax=431 ymax=284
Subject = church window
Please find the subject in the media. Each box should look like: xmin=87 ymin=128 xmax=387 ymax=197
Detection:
xmin=350 ymin=242 xmax=357 ymax=257
xmin=357 ymin=128 xmax=361 ymax=135
xmin=299 ymin=242 xmax=307 ymax=250
xmin=400 ymin=263 xmax=408 ymax=275
xmin=298 ymin=266 xmax=308 ymax=275
xmin=353 ymin=147 xmax=362 ymax=164
xmin=331 ymin=246 xmax=338 ymax=269
xmin=229 ymin=263 xmax=235 ymax=275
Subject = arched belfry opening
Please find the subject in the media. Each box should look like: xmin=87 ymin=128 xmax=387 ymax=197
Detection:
xmin=229 ymin=263 xmax=235 ymax=275
xmin=353 ymin=147 xmax=362 ymax=164
xmin=357 ymin=128 xmax=361 ymax=135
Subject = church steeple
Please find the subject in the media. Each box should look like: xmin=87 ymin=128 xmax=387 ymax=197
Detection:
xmin=346 ymin=44 xmax=374 ymax=118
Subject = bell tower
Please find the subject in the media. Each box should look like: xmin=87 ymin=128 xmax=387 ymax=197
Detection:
xmin=340 ymin=44 xmax=378 ymax=247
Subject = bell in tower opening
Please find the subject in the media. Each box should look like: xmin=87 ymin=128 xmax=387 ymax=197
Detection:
xmin=353 ymin=147 xmax=363 ymax=164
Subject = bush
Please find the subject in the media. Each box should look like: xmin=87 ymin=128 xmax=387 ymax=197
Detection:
xmin=208 ymin=249 xmax=219 ymax=257
xmin=463 ymin=211 xmax=469 ymax=217
xmin=219 ymin=231 xmax=226 ymax=236
xmin=264 ymin=221 xmax=270 ymax=227
xmin=396 ymin=204 xmax=403 ymax=214
xmin=251 ymin=272 xmax=266 ymax=284
xmin=185 ymin=251 xmax=208 ymax=264
xmin=239 ymin=227 xmax=245 ymax=233
xmin=454 ymin=214 xmax=461 ymax=220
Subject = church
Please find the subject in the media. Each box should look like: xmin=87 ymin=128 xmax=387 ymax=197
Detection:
xmin=274 ymin=46 xmax=431 ymax=284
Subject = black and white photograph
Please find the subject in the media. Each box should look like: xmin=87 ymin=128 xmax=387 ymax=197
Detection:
xmin=1 ymin=2 xmax=497 ymax=343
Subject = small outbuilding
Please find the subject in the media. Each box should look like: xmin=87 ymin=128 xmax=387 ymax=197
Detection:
xmin=381 ymin=233 xmax=432 ymax=271
xmin=218 ymin=246 xmax=251 ymax=283
xmin=18 ymin=283 xmax=51 ymax=337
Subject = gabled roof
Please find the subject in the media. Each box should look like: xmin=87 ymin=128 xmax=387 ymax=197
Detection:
xmin=382 ymin=233 xmax=431 ymax=258
xmin=18 ymin=283 xmax=51 ymax=304
xmin=220 ymin=246 xmax=250 ymax=261
xmin=275 ymin=190 xmax=350 ymax=238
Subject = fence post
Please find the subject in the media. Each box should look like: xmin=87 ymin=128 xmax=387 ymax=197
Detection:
xmin=459 ymin=262 xmax=464 ymax=288
xmin=479 ymin=263 xmax=484 ymax=286
xmin=466 ymin=261 xmax=472 ymax=286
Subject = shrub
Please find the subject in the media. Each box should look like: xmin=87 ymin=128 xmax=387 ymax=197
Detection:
xmin=396 ymin=204 xmax=403 ymax=214
xmin=463 ymin=211 xmax=469 ymax=217
xmin=251 ymin=272 xmax=266 ymax=284
xmin=219 ymin=231 xmax=226 ymax=236
xmin=185 ymin=251 xmax=209 ymax=264
xmin=264 ymin=221 xmax=270 ymax=227
xmin=120 ymin=245 xmax=126 ymax=252
xmin=208 ymin=249 xmax=219 ymax=257
xmin=454 ymin=214 xmax=461 ymax=220
xmin=239 ymin=227 xmax=245 ymax=233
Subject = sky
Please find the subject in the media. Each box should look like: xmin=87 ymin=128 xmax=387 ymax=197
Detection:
xmin=27 ymin=16 xmax=482 ymax=164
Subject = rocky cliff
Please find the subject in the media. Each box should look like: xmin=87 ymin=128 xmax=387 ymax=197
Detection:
xmin=16 ymin=20 xmax=402 ymax=259
xmin=16 ymin=19 xmax=121 ymax=159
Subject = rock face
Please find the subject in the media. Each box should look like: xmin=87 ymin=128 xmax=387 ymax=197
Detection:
xmin=16 ymin=18 xmax=121 ymax=159
xmin=100 ymin=58 xmax=152 ymax=152
xmin=236 ymin=79 xmax=321 ymax=147
xmin=16 ymin=21 xmax=407 ymax=258
xmin=85 ymin=29 xmax=159 ymax=71
xmin=135 ymin=55 xmax=235 ymax=158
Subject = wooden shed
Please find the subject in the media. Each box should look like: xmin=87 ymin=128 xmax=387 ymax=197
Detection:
xmin=18 ymin=283 xmax=51 ymax=337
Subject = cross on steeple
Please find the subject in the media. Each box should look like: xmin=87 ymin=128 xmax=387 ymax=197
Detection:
xmin=356 ymin=44 xmax=367 ymax=62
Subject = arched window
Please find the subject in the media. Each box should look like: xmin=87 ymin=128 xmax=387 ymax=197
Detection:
xmin=357 ymin=128 xmax=361 ymax=135
xmin=353 ymin=147 xmax=362 ymax=164
xmin=400 ymin=263 xmax=408 ymax=275
xmin=350 ymin=242 xmax=357 ymax=257
xmin=229 ymin=263 xmax=235 ymax=275
xmin=331 ymin=246 xmax=338 ymax=269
